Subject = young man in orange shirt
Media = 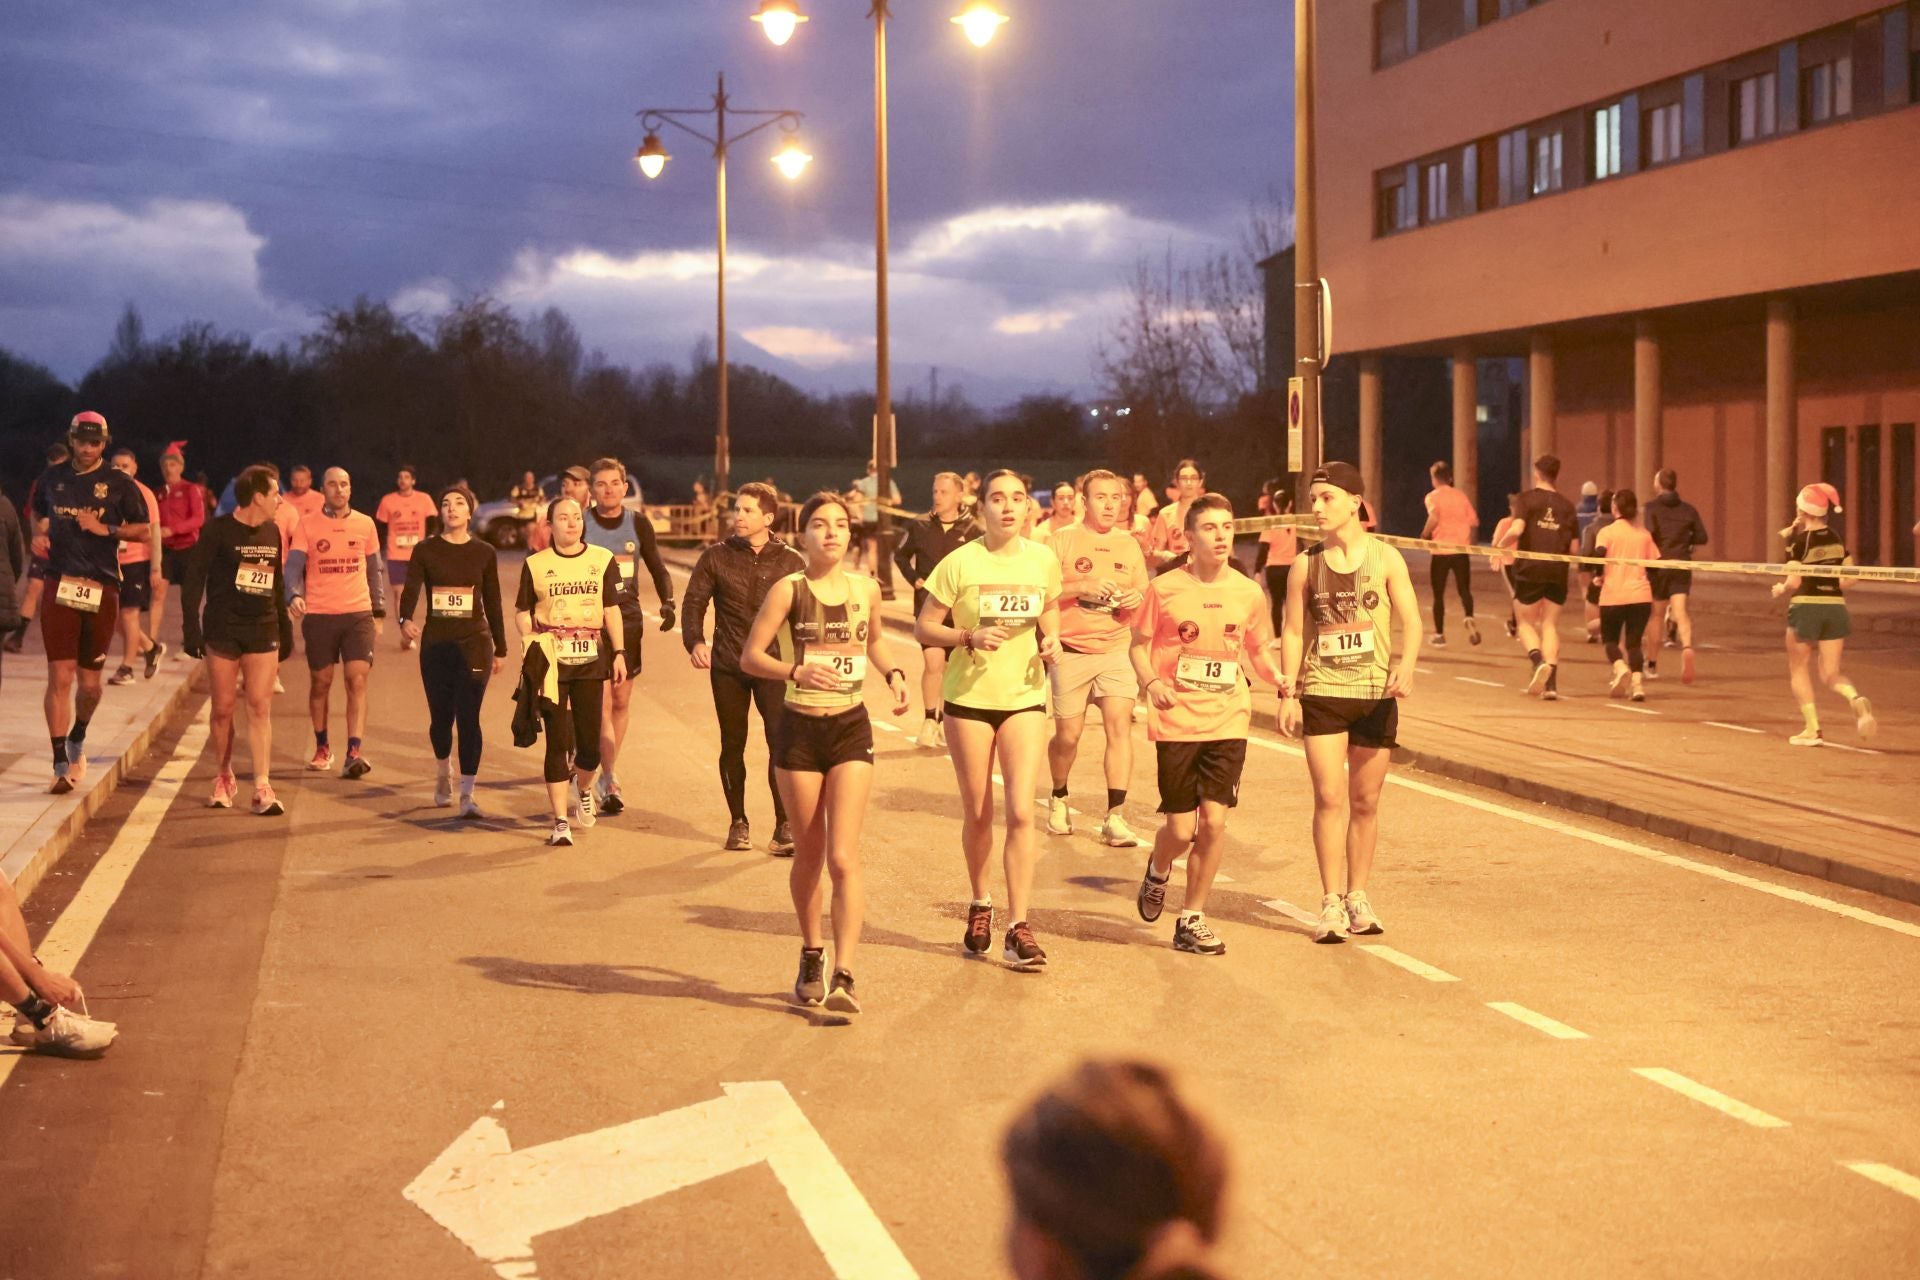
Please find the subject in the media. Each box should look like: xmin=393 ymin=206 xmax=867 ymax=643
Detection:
xmin=1420 ymin=460 xmax=1480 ymax=647
xmin=287 ymin=466 xmax=386 ymax=777
xmin=375 ymin=465 xmax=439 ymax=651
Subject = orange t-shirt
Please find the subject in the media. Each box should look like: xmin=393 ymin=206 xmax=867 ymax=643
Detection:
xmin=293 ymin=509 xmax=379 ymax=614
xmin=375 ymin=489 xmax=438 ymax=561
xmin=1053 ymin=523 xmax=1150 ymax=654
xmin=273 ymin=502 xmax=301 ymax=555
xmin=1260 ymin=526 xmax=1298 ymax=566
xmin=1132 ymin=566 xmax=1270 ymax=742
xmin=283 ymin=487 xmax=325 ymax=523
xmin=1596 ymin=521 xmax=1657 ymax=606
xmin=1147 ymin=501 xmax=1192 ymax=560
xmin=117 ymin=480 xmax=160 ymax=565
xmin=1425 ymin=485 xmax=1478 ymax=547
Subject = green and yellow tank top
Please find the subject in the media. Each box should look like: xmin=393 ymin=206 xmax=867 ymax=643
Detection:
xmin=1300 ymin=538 xmax=1392 ymax=699
xmin=775 ymin=571 xmax=870 ymax=711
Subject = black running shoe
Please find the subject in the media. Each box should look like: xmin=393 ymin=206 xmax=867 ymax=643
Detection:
xmin=769 ymin=821 xmax=795 ymax=857
xmin=1173 ymin=914 xmax=1226 ymax=955
xmin=1003 ymin=922 xmax=1047 ymax=969
xmin=1542 ymin=667 xmax=1559 ymax=702
xmin=824 ymin=969 xmax=861 ymax=1018
xmin=2 ymin=626 xmax=23 ymax=654
xmin=1137 ymin=858 xmax=1170 ymax=923
xmin=343 ymin=753 xmax=372 ymax=780
xmin=793 ymin=948 xmax=827 ymax=1006
xmin=963 ymin=901 xmax=994 ymax=955
xmin=598 ymin=787 xmax=625 ymax=816
xmin=724 ymin=820 xmax=751 ymax=851
xmin=144 ymin=640 xmax=166 ymax=679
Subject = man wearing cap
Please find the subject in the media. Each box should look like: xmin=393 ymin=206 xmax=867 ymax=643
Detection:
xmin=1278 ymin=462 xmax=1422 ymax=944
xmin=30 ymin=413 xmax=153 ymax=794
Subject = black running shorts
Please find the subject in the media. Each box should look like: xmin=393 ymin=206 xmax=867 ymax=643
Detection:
xmin=1300 ymin=695 xmax=1399 ymax=749
xmin=1155 ymin=739 xmax=1247 ymax=813
xmin=1513 ymin=574 xmax=1568 ymax=607
xmin=774 ymin=704 xmax=875 ymax=774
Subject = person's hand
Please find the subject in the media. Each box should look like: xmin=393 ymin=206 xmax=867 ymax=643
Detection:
xmin=1146 ymin=677 xmax=1177 ymax=711
xmin=160 ymin=525 xmax=175 ymax=539
xmin=1107 ymin=587 xmax=1143 ymax=612
xmin=1037 ymin=631 xmax=1061 ymax=666
xmin=150 ymin=567 xmax=163 ymax=592
xmin=371 ymin=615 xmax=385 ymax=638
xmin=30 ymin=534 xmax=49 ymax=558
xmin=183 ymin=640 xmax=205 ymax=660
xmin=74 ymin=511 xmax=110 ymax=536
xmin=1385 ymin=663 xmax=1416 ymax=699
xmin=968 ymin=624 xmax=1012 ymax=652
xmin=1279 ymin=696 xmax=1303 ymax=738
xmin=792 ymin=662 xmax=844 ymax=692
xmin=611 ymin=652 xmax=628 ymax=686
xmin=690 ymin=641 xmax=712 ymax=669
xmin=1770 ymin=583 xmax=1786 ymax=599
xmin=491 ymin=655 xmax=505 ymax=676
xmin=32 ymin=968 xmax=83 ymax=1008
xmin=400 ymin=619 xmax=421 ymax=644
xmin=887 ymin=672 xmax=910 ymax=715
xmin=288 ymin=595 xmax=307 ymax=622
xmin=658 ymin=603 xmax=676 ymax=633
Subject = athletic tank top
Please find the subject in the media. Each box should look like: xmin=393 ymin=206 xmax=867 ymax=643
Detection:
xmin=1300 ymin=538 xmax=1392 ymax=699
xmin=523 ymin=543 xmax=614 ymax=668
xmin=582 ymin=507 xmax=643 ymax=607
xmin=775 ymin=571 xmax=870 ymax=711
xmin=1786 ymin=526 xmax=1847 ymax=605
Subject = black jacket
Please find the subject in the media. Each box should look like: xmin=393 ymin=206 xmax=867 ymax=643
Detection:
xmin=0 ymin=495 xmax=23 ymax=630
xmin=512 ymin=642 xmax=556 ymax=749
xmin=680 ymin=534 xmax=806 ymax=673
xmin=1644 ymin=491 xmax=1709 ymax=561
xmin=893 ymin=512 xmax=978 ymax=600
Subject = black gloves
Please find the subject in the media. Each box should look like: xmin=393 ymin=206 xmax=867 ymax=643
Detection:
xmin=658 ymin=602 xmax=676 ymax=633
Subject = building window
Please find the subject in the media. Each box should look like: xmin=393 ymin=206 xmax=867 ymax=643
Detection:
xmin=1417 ymin=0 xmax=1465 ymax=52
xmin=1646 ymin=102 xmax=1682 ymax=165
xmin=1734 ymin=69 xmax=1778 ymax=144
xmin=1377 ymin=178 xmax=1416 ymax=235
xmin=1423 ymin=159 xmax=1451 ymax=222
xmin=1592 ymin=102 xmax=1625 ymax=179
xmin=1375 ymin=0 xmax=1409 ymax=67
xmin=1803 ymin=56 xmax=1853 ymax=123
xmin=1532 ymin=130 xmax=1563 ymax=194
xmin=1496 ymin=128 xmax=1530 ymax=205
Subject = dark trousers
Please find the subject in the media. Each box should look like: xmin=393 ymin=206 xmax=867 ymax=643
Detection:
xmin=542 ymin=678 xmax=604 ymax=783
xmin=710 ymin=664 xmax=787 ymax=825
xmin=1601 ymin=601 xmax=1652 ymax=671
xmin=421 ymin=643 xmax=488 ymax=776
xmin=1430 ymin=554 xmax=1475 ymax=633
xmin=1263 ymin=566 xmax=1288 ymax=637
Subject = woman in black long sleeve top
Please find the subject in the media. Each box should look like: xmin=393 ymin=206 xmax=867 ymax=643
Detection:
xmin=398 ymin=485 xmax=509 ymax=817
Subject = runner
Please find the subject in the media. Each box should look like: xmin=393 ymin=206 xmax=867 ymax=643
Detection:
xmin=1145 ymin=459 xmax=1205 ymax=572
xmin=1495 ymin=455 xmax=1578 ymax=701
xmin=151 ymin=441 xmax=203 ymax=661
xmin=282 ymin=465 xmax=325 ymax=523
xmin=0 ymin=489 xmax=21 ymax=689
xmin=181 ymin=464 xmax=293 ymax=814
xmin=1576 ymin=488 xmax=1616 ymax=645
xmin=1771 ymin=483 xmax=1876 ymax=747
xmin=106 ymin=447 xmax=166 ymax=685
xmin=583 ymin=458 xmax=676 ymax=815
xmin=892 ymin=471 xmax=978 ymax=749
xmin=1033 ymin=482 xmax=1079 ymax=545
xmin=375 ymin=465 xmax=439 ymax=651
xmin=399 ymin=484 xmax=509 ymax=818
xmin=3 ymin=875 xmax=117 ymax=1058
xmin=1594 ymin=489 xmax=1658 ymax=703
xmin=30 ymin=414 xmax=152 ymax=794
xmin=739 ymin=492 xmax=911 ymax=1017
xmin=916 ymin=469 xmax=1062 ymax=969
xmin=3 ymin=443 xmax=67 ymax=653
xmin=1045 ymin=469 xmax=1150 ymax=847
xmin=515 ymin=496 xmax=625 ymax=845
xmin=1420 ymin=460 xmax=1480 ymax=647
xmin=1643 ymin=468 xmax=1709 ymax=683
xmin=1255 ymin=483 xmax=1299 ymax=637
xmin=1130 ymin=494 xmax=1286 ymax=956
xmin=286 ymin=466 xmax=387 ymax=779
xmin=851 ymin=458 xmax=900 ymax=582
xmin=682 ymin=481 xmax=805 ymax=853
xmin=1490 ymin=492 xmax=1525 ymax=641
xmin=1278 ymin=462 xmax=1422 ymax=944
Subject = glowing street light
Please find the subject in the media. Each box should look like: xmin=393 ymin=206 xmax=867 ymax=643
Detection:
xmin=751 ymin=0 xmax=807 ymax=46
xmin=772 ymin=137 xmax=812 ymax=180
xmin=635 ymin=132 xmax=669 ymax=179
xmin=952 ymin=3 xmax=1009 ymax=48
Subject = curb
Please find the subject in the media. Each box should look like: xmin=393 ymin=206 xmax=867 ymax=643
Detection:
xmin=2 ymin=671 xmax=203 ymax=901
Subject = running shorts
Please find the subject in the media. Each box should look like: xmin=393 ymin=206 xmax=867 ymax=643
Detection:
xmin=1155 ymin=739 xmax=1247 ymax=813
xmin=617 ymin=603 xmax=646 ymax=674
xmin=1787 ymin=603 xmax=1850 ymax=643
xmin=304 ymin=611 xmax=377 ymax=670
xmin=387 ymin=558 xmax=411 ymax=588
xmin=773 ymin=704 xmax=874 ymax=773
xmin=912 ymin=590 xmax=955 ymax=648
xmin=1300 ymin=694 xmax=1399 ymax=749
xmin=207 ymin=625 xmax=280 ymax=660
xmin=42 ymin=587 xmax=120 ymax=669
xmin=1585 ymin=578 xmax=1602 ymax=607
xmin=1513 ymin=574 xmax=1568 ymax=607
xmin=119 ymin=569 xmax=153 ymax=612
xmin=943 ymin=702 xmax=1045 ymax=730
xmin=1649 ymin=568 xmax=1692 ymax=600
xmin=1048 ymin=646 xmax=1136 ymax=719
xmin=161 ymin=546 xmax=194 ymax=585
xmin=26 ymin=557 xmax=50 ymax=582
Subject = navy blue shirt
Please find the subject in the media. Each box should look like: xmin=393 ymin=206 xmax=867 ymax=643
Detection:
xmin=31 ymin=461 xmax=150 ymax=587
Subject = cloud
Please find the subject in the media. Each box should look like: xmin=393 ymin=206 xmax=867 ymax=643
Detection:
xmin=740 ymin=326 xmax=862 ymax=366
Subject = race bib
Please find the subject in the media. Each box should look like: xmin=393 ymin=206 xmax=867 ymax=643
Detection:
xmin=555 ymin=630 xmax=600 ymax=665
xmin=396 ymin=534 xmax=421 ymax=549
xmin=802 ymin=648 xmax=867 ymax=691
xmin=1175 ymin=651 xmax=1240 ymax=694
xmin=234 ymin=562 xmax=275 ymax=598
xmin=430 ymin=587 xmax=474 ymax=618
xmin=1315 ymin=622 xmax=1375 ymax=660
xmin=979 ymin=583 xmax=1041 ymax=626
xmin=56 ymin=576 xmax=103 ymax=614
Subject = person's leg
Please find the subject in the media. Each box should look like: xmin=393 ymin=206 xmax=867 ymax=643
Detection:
xmin=456 ymin=671 xmax=487 ymax=780
xmin=750 ymin=677 xmax=789 ymax=825
xmin=1784 ymin=630 xmax=1818 ymax=736
xmin=945 ymin=715 xmax=999 ymax=903
xmin=1305 ymin=732 xmax=1351 ymax=895
xmin=1601 ymin=605 xmax=1626 ymax=666
xmin=207 ymin=654 xmax=241 ymax=772
xmin=117 ymin=600 xmax=144 ymax=672
xmin=308 ymin=663 xmax=335 ymax=739
xmin=1645 ymin=598 xmax=1669 ymax=662
xmin=542 ymin=687 xmax=575 ymax=820
xmin=343 ymin=659 xmax=371 ymax=742
xmin=1429 ymin=556 xmax=1448 ymax=636
xmin=150 ymin=574 xmax=170 ymax=647
xmin=1815 ymin=638 xmax=1860 ymax=704
xmin=710 ymin=667 xmax=751 ymax=823
xmin=920 ymin=646 xmax=946 ymax=723
xmin=1623 ymin=602 xmax=1650 ymax=673
xmin=1344 ymin=746 xmax=1392 ymax=893
xmin=1670 ymin=593 xmax=1694 ymax=648
xmin=570 ymin=677 xmax=604 ymax=797
xmin=1451 ymin=555 xmax=1475 ymax=620
xmin=1097 ymin=696 xmax=1134 ymax=797
xmin=239 ymin=651 xmax=277 ymax=787
xmin=993 ymin=711 xmax=1048 ymax=925
xmin=1148 ymin=808 xmax=1196 ymax=878
xmin=1182 ymin=798 xmax=1232 ymax=913
xmin=600 ymin=674 xmax=634 ymax=787
xmin=1046 ymin=712 xmax=1086 ymax=793
xmin=71 ymin=665 xmax=104 ymax=761
xmin=1537 ymin=598 xmax=1563 ymax=669
xmin=422 ymin=649 xmax=457 ymax=767
xmin=821 ymin=760 xmax=874 ymax=972
xmin=45 ymin=659 xmax=77 ymax=744
xmin=1512 ymin=598 xmax=1546 ymax=657
xmin=1265 ymin=566 xmax=1287 ymax=636
xmin=781 ymin=768 xmax=829 ymax=947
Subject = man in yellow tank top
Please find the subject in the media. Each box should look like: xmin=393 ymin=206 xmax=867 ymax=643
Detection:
xmin=1279 ymin=462 xmax=1423 ymax=945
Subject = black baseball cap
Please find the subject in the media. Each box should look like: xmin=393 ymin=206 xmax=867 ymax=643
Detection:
xmin=1309 ymin=461 xmax=1364 ymax=497
xmin=68 ymin=411 xmax=110 ymax=443
xmin=561 ymin=465 xmax=590 ymax=483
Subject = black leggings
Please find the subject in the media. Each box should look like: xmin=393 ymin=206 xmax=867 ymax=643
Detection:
xmin=1264 ymin=566 xmax=1288 ymax=636
xmin=710 ymin=665 xmax=787 ymax=825
xmin=1430 ymin=554 xmax=1474 ymax=633
xmin=542 ymin=678 xmax=604 ymax=783
xmin=421 ymin=643 xmax=489 ymax=775
xmin=1600 ymin=601 xmax=1652 ymax=671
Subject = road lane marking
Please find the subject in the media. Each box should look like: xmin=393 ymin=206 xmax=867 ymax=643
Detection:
xmin=1702 ymin=721 xmax=1763 ymax=734
xmin=1604 ymin=704 xmax=1661 ymax=716
xmin=1823 ymin=741 xmax=1881 ymax=756
xmin=871 ymin=720 xmax=901 ymax=734
xmin=1260 ymin=897 xmax=1320 ymax=927
xmin=1359 ymin=945 xmax=1459 ymax=982
xmin=1455 ymin=677 xmax=1505 ymax=688
xmin=1842 ymin=1161 xmax=1920 ymax=1203
xmin=1486 ymin=1002 xmax=1589 ymax=1040
xmin=0 ymin=711 xmax=210 ymax=1090
xmin=1631 ymin=1068 xmax=1789 ymax=1129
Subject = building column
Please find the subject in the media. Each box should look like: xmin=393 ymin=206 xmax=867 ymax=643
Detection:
xmin=1451 ymin=345 xmax=1479 ymax=511
xmin=1359 ymin=354 xmax=1384 ymax=511
xmin=1528 ymin=331 xmax=1556 ymax=462
xmin=1765 ymin=299 xmax=1796 ymax=550
xmin=1634 ymin=317 xmax=1663 ymax=492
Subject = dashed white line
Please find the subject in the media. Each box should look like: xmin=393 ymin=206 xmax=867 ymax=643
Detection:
xmin=1823 ymin=741 xmax=1882 ymax=756
xmin=1486 ymin=1002 xmax=1590 ymax=1040
xmin=1631 ymin=1068 xmax=1789 ymax=1129
xmin=871 ymin=720 xmax=902 ymax=734
xmin=1260 ymin=897 xmax=1320 ymax=927
xmin=1842 ymin=1161 xmax=1920 ymax=1203
xmin=1604 ymin=704 xmax=1661 ymax=716
xmin=1359 ymin=945 xmax=1459 ymax=982
xmin=1455 ymin=677 xmax=1505 ymax=688
xmin=1702 ymin=721 xmax=1763 ymax=734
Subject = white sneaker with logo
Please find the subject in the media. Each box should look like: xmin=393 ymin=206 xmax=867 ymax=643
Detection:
xmin=1099 ymin=812 xmax=1140 ymax=848
xmin=1344 ymin=890 xmax=1384 ymax=936
xmin=569 ymin=782 xmax=597 ymax=829
xmin=1045 ymin=796 xmax=1072 ymax=836
xmin=1313 ymin=894 xmax=1351 ymax=944
xmin=16 ymin=1004 xmax=118 ymax=1058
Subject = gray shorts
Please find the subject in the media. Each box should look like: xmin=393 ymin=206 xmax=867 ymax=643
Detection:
xmin=303 ymin=612 xmax=376 ymax=671
xmin=1048 ymin=645 xmax=1137 ymax=719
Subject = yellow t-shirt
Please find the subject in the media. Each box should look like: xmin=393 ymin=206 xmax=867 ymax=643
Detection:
xmin=926 ymin=538 xmax=1062 ymax=711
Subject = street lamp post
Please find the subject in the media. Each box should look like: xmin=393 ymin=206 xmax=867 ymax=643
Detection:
xmin=1293 ymin=0 xmax=1324 ymax=494
xmin=636 ymin=72 xmax=809 ymax=504
xmin=755 ymin=0 xmax=1008 ymax=597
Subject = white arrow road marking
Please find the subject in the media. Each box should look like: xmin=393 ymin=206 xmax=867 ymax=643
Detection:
xmin=404 ymin=1081 xmax=916 ymax=1280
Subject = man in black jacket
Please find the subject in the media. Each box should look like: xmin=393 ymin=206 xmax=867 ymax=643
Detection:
xmin=681 ymin=481 xmax=805 ymax=854
xmin=891 ymin=471 xmax=977 ymax=749
xmin=1643 ymin=468 xmax=1709 ymax=684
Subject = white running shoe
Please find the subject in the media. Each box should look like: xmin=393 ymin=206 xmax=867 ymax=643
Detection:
xmin=1312 ymin=894 xmax=1350 ymax=944
xmin=273 ymin=676 xmax=286 ymax=694
xmin=1344 ymin=890 xmax=1384 ymax=935
xmin=1853 ymin=696 xmax=1877 ymax=739
xmin=915 ymin=718 xmax=942 ymax=749
xmin=570 ymin=782 xmax=597 ymax=829
xmin=434 ymin=772 xmax=454 ymax=807
xmin=1098 ymin=812 xmax=1140 ymax=848
xmin=1045 ymin=796 xmax=1072 ymax=836
xmin=457 ymin=793 xmax=483 ymax=820
xmin=1428 ymin=634 xmax=1447 ymax=648
xmin=1608 ymin=663 xmax=1631 ymax=699
xmin=16 ymin=1004 xmax=117 ymax=1058
xmin=1629 ymin=673 xmax=1646 ymax=703
xmin=1789 ymin=728 xmax=1825 ymax=747
xmin=933 ymin=718 xmax=947 ymax=749
xmin=208 ymin=770 xmax=238 ymax=809
xmin=547 ymin=819 xmax=574 ymax=847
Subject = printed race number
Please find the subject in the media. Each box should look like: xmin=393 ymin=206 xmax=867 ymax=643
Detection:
xmin=55 ymin=576 xmax=103 ymax=613
xmin=556 ymin=631 xmax=600 ymax=665
xmin=234 ymin=562 xmax=275 ymax=597
xmin=430 ymin=587 xmax=474 ymax=618
xmin=1175 ymin=652 xmax=1240 ymax=694
xmin=803 ymin=650 xmax=867 ymax=690
xmin=1314 ymin=624 xmax=1375 ymax=660
xmin=979 ymin=584 xmax=1041 ymax=626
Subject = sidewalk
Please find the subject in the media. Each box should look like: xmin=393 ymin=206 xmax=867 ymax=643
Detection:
xmin=0 ymin=641 xmax=200 ymax=898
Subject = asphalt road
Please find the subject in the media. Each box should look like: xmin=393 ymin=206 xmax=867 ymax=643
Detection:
xmin=3 ymin=557 xmax=1918 ymax=1279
